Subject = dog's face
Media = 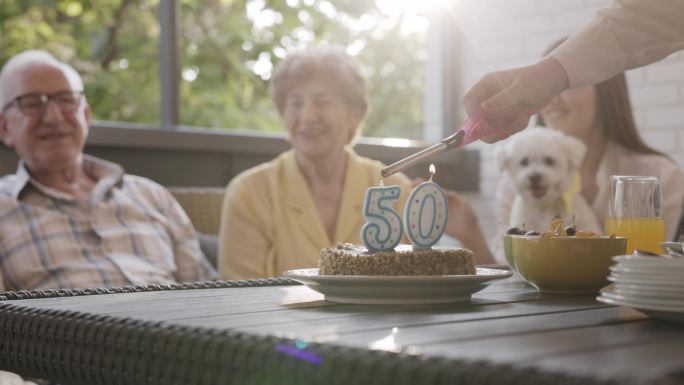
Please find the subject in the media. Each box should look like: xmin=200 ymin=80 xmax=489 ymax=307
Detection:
xmin=496 ymin=127 xmax=586 ymax=206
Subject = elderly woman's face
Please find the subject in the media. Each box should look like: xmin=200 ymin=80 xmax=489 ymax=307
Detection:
xmin=283 ymin=75 xmax=362 ymax=160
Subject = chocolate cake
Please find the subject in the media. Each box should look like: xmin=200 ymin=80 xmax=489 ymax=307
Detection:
xmin=319 ymin=243 xmax=475 ymax=276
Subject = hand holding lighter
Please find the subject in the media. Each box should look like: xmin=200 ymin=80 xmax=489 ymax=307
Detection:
xmin=381 ymin=112 xmax=498 ymax=178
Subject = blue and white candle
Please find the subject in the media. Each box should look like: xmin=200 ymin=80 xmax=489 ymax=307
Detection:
xmin=361 ymin=181 xmax=403 ymax=252
xmin=403 ymin=164 xmax=448 ymax=249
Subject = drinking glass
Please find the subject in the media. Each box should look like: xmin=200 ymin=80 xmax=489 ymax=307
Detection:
xmin=605 ymin=175 xmax=664 ymax=254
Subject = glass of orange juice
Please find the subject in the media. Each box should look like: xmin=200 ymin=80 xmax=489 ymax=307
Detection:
xmin=605 ymin=175 xmax=664 ymax=254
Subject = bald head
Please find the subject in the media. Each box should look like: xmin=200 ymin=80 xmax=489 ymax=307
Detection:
xmin=0 ymin=50 xmax=84 ymax=108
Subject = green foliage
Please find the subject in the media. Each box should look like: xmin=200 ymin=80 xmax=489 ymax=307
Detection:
xmin=0 ymin=0 xmax=426 ymax=139
xmin=0 ymin=0 xmax=161 ymax=123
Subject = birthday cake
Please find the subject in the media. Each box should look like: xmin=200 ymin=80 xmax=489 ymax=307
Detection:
xmin=318 ymin=243 xmax=475 ymax=276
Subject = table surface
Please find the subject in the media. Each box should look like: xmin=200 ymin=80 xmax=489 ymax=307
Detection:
xmin=1 ymin=276 xmax=683 ymax=385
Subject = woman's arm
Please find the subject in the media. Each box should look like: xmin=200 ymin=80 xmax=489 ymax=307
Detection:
xmin=218 ymin=178 xmax=272 ymax=280
xmin=552 ymin=0 xmax=684 ymax=89
xmin=462 ymin=0 xmax=684 ymax=143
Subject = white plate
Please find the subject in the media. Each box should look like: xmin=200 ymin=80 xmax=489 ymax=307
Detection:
xmin=600 ymin=285 xmax=684 ymax=308
xmin=607 ymin=274 xmax=684 ymax=288
xmin=607 ymin=271 xmax=684 ymax=284
xmin=597 ymin=285 xmax=684 ymax=322
xmin=612 ymin=255 xmax=684 ymax=269
xmin=283 ymin=267 xmax=512 ymax=305
xmin=610 ymin=265 xmax=684 ymax=275
xmin=613 ymin=284 xmax=684 ymax=299
xmin=597 ymin=295 xmax=684 ymax=323
xmin=614 ymin=282 xmax=684 ymax=296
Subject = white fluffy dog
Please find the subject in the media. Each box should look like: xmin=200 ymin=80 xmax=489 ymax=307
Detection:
xmin=495 ymin=127 xmax=601 ymax=233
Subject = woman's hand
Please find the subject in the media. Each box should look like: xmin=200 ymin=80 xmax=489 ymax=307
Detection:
xmin=462 ymin=57 xmax=569 ymax=143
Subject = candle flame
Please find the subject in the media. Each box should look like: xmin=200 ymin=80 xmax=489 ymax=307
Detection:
xmin=429 ymin=164 xmax=435 ymax=177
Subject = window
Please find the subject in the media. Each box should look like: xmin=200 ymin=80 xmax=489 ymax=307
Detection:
xmin=1 ymin=0 xmax=432 ymax=140
xmin=179 ymin=0 xmax=429 ymax=139
xmin=0 ymin=0 xmax=160 ymax=124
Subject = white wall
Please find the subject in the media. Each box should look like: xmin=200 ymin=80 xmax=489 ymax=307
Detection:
xmin=451 ymin=0 xmax=684 ymax=244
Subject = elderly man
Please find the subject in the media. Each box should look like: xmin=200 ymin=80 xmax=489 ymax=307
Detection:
xmin=0 ymin=50 xmax=216 ymax=292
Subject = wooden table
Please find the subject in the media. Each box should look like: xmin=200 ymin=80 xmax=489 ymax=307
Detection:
xmin=1 ymin=276 xmax=683 ymax=385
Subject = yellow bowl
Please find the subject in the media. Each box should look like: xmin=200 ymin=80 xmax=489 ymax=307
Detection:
xmin=511 ymin=236 xmax=627 ymax=293
xmin=502 ymin=235 xmax=517 ymax=271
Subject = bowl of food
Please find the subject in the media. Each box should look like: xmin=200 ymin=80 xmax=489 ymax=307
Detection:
xmin=510 ymin=220 xmax=627 ymax=293
xmin=503 ymin=227 xmax=546 ymax=272
xmin=502 ymin=227 xmax=533 ymax=272
xmin=503 ymin=234 xmax=516 ymax=271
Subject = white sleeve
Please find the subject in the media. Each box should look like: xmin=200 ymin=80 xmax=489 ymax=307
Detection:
xmin=550 ymin=0 xmax=684 ymax=88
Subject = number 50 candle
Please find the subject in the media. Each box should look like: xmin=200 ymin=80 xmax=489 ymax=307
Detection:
xmin=361 ymin=182 xmax=403 ymax=252
xmin=404 ymin=164 xmax=448 ymax=248
xmin=361 ymin=164 xmax=448 ymax=251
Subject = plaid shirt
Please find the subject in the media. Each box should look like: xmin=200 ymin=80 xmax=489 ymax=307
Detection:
xmin=0 ymin=155 xmax=217 ymax=292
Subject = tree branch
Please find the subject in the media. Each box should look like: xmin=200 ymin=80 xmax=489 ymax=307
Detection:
xmin=100 ymin=0 xmax=137 ymax=69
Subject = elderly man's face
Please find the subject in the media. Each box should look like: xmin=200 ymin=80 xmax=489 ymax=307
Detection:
xmin=283 ymin=75 xmax=362 ymax=161
xmin=0 ymin=64 xmax=90 ymax=173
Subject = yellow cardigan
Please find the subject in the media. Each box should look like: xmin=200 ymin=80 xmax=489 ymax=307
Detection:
xmin=218 ymin=148 xmax=411 ymax=279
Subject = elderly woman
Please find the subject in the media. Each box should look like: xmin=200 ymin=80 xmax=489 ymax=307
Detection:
xmin=218 ymin=46 xmax=493 ymax=279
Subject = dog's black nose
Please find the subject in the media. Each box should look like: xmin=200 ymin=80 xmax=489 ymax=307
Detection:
xmin=529 ymin=173 xmax=542 ymax=185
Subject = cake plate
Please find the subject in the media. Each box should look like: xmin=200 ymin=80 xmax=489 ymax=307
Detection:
xmin=283 ymin=267 xmax=512 ymax=305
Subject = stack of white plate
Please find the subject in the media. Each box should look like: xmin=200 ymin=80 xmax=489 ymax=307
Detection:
xmin=597 ymin=254 xmax=684 ymax=323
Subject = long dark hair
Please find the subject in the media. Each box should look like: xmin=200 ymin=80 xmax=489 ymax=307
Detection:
xmin=537 ymin=38 xmax=664 ymax=156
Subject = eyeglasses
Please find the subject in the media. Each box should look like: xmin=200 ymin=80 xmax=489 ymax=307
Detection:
xmin=1 ymin=91 xmax=84 ymax=116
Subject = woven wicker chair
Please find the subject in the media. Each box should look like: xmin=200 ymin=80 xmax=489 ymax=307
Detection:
xmin=169 ymin=187 xmax=226 ymax=267
xmin=169 ymin=187 xmax=225 ymax=234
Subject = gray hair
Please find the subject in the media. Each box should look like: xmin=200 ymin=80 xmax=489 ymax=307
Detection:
xmin=0 ymin=50 xmax=84 ymax=107
xmin=269 ymin=45 xmax=368 ymax=144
